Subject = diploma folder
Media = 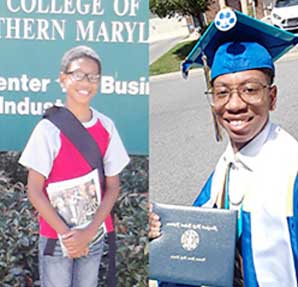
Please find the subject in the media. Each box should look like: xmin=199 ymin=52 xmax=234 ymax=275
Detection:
xmin=149 ymin=203 xmax=237 ymax=287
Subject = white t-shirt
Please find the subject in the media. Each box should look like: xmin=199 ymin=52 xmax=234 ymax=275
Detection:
xmin=19 ymin=107 xmax=130 ymax=178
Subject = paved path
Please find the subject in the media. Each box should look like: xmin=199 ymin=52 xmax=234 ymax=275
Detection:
xmin=150 ymin=35 xmax=187 ymax=64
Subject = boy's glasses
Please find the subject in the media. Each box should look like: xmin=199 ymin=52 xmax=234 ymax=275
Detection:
xmin=205 ymin=82 xmax=271 ymax=107
xmin=66 ymin=70 xmax=100 ymax=83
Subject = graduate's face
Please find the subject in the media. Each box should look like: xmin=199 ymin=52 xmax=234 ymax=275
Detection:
xmin=60 ymin=57 xmax=100 ymax=107
xmin=213 ymin=69 xmax=277 ymax=151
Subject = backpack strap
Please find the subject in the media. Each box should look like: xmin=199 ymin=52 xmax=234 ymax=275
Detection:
xmin=43 ymin=105 xmax=116 ymax=287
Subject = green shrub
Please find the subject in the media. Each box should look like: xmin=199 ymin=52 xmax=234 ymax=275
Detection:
xmin=0 ymin=177 xmax=39 ymax=287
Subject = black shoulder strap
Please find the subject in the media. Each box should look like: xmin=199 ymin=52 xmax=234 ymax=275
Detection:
xmin=43 ymin=106 xmax=105 ymax=189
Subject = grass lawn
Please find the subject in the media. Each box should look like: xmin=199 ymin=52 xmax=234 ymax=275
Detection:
xmin=150 ymin=40 xmax=198 ymax=76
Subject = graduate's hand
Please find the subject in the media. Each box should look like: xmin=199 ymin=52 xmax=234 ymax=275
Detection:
xmin=148 ymin=203 xmax=161 ymax=239
xmin=62 ymin=228 xmax=93 ymax=257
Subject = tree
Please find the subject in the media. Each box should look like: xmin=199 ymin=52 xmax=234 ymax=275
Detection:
xmin=150 ymin=0 xmax=210 ymax=29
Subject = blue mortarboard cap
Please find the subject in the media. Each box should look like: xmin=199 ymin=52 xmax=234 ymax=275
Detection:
xmin=181 ymin=8 xmax=298 ymax=80
xmin=211 ymin=41 xmax=274 ymax=80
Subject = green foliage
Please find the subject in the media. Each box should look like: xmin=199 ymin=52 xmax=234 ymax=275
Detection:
xmin=115 ymin=190 xmax=148 ymax=286
xmin=118 ymin=158 xmax=148 ymax=286
xmin=150 ymin=0 xmax=209 ymax=28
xmin=0 ymin=156 xmax=148 ymax=287
xmin=150 ymin=40 xmax=198 ymax=75
xmin=0 ymin=177 xmax=39 ymax=287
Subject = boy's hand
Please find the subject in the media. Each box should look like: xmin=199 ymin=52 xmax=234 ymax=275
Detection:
xmin=62 ymin=228 xmax=93 ymax=257
xmin=67 ymin=246 xmax=89 ymax=259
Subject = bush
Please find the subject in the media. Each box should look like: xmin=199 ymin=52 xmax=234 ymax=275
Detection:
xmin=0 ymin=155 xmax=148 ymax=287
xmin=0 ymin=176 xmax=39 ymax=287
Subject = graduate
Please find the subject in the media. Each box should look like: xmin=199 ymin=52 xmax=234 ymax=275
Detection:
xmin=149 ymin=8 xmax=298 ymax=286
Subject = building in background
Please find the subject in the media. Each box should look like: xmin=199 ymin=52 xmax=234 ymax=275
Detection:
xmin=149 ymin=1 xmax=272 ymax=44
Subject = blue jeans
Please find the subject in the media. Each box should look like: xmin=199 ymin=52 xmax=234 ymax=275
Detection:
xmin=38 ymin=236 xmax=104 ymax=287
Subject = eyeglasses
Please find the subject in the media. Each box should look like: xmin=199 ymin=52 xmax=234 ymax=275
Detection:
xmin=65 ymin=70 xmax=100 ymax=83
xmin=205 ymin=82 xmax=271 ymax=107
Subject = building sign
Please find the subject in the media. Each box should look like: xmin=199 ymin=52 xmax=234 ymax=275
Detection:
xmin=0 ymin=0 xmax=149 ymax=154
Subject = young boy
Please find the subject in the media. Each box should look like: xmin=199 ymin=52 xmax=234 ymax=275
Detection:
xmin=19 ymin=45 xmax=130 ymax=287
xmin=149 ymin=9 xmax=298 ymax=286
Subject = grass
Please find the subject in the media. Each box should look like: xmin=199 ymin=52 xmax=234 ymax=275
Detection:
xmin=150 ymin=40 xmax=198 ymax=76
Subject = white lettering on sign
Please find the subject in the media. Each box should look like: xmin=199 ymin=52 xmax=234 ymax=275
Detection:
xmin=0 ymin=17 xmax=65 ymax=40
xmin=0 ymin=97 xmax=63 ymax=115
xmin=113 ymin=0 xmax=140 ymax=16
xmin=6 ymin=0 xmax=105 ymax=16
xmin=76 ymin=20 xmax=147 ymax=43
xmin=2 ymin=1 xmax=148 ymax=43
xmin=0 ymin=17 xmax=147 ymax=43
xmin=101 ymin=76 xmax=149 ymax=95
xmin=0 ymin=75 xmax=51 ymax=93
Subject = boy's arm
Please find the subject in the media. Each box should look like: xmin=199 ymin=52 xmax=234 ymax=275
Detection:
xmin=27 ymin=169 xmax=70 ymax=236
xmin=62 ymin=175 xmax=120 ymax=252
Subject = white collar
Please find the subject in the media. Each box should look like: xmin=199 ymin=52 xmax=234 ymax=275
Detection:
xmin=82 ymin=107 xmax=97 ymax=128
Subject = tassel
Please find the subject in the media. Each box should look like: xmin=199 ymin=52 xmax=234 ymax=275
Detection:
xmin=202 ymin=53 xmax=222 ymax=142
